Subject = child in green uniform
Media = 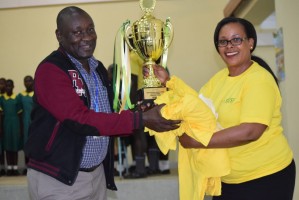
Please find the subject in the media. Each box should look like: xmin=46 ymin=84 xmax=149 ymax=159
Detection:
xmin=0 ymin=79 xmax=22 ymax=176
xmin=19 ymin=75 xmax=34 ymax=175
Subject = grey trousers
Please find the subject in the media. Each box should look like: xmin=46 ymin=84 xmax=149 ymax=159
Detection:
xmin=27 ymin=164 xmax=107 ymax=200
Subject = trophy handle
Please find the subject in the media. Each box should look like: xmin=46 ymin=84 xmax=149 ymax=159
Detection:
xmin=123 ymin=20 xmax=137 ymax=53
xmin=163 ymin=17 xmax=174 ymax=50
xmin=159 ymin=18 xmax=174 ymax=68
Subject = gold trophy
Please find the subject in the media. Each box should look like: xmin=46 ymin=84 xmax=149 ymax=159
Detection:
xmin=124 ymin=0 xmax=174 ymax=104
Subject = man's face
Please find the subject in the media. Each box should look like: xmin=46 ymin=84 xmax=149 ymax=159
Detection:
xmin=56 ymin=12 xmax=97 ymax=62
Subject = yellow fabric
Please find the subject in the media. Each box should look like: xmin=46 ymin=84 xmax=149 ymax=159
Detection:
xmin=146 ymin=76 xmax=230 ymax=200
xmin=21 ymin=91 xmax=34 ymax=97
xmin=200 ymin=61 xmax=293 ymax=183
xmin=3 ymin=93 xmax=17 ymax=100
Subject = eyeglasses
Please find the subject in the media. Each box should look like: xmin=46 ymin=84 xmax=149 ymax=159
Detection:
xmin=217 ymin=37 xmax=247 ymax=47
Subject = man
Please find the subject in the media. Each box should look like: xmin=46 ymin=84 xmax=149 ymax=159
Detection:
xmin=25 ymin=6 xmax=180 ymax=200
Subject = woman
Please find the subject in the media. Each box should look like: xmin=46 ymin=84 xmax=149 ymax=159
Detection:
xmin=147 ymin=17 xmax=295 ymax=200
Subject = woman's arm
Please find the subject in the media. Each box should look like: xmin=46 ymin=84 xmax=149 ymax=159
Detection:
xmin=179 ymin=123 xmax=267 ymax=148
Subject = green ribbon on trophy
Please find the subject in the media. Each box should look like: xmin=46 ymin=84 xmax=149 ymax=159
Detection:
xmin=113 ymin=0 xmax=174 ymax=112
xmin=113 ymin=21 xmax=134 ymax=112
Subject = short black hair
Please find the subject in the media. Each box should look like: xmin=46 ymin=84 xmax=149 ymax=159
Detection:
xmin=24 ymin=75 xmax=33 ymax=81
xmin=213 ymin=17 xmax=257 ymax=53
xmin=6 ymin=79 xmax=14 ymax=86
xmin=56 ymin=6 xmax=89 ymax=31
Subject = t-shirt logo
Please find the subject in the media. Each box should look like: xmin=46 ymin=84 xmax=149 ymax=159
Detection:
xmin=224 ymin=98 xmax=236 ymax=103
xmin=68 ymin=70 xmax=86 ymax=97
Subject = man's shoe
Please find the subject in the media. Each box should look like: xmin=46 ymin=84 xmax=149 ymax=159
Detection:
xmin=160 ymin=169 xmax=171 ymax=175
xmin=128 ymin=165 xmax=136 ymax=173
xmin=146 ymin=168 xmax=161 ymax=176
xmin=12 ymin=170 xmax=20 ymax=176
xmin=123 ymin=171 xmax=147 ymax=179
xmin=22 ymin=169 xmax=27 ymax=175
xmin=6 ymin=169 xmax=13 ymax=176
xmin=114 ymin=168 xmax=125 ymax=177
xmin=0 ymin=169 xmax=6 ymax=176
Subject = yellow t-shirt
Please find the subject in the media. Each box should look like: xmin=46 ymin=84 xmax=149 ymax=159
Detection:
xmin=147 ymin=76 xmax=230 ymax=200
xmin=200 ymin=61 xmax=293 ymax=183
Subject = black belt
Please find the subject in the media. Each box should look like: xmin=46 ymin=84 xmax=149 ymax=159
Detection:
xmin=79 ymin=164 xmax=100 ymax=172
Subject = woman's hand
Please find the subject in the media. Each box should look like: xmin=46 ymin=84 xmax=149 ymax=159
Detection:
xmin=143 ymin=64 xmax=170 ymax=86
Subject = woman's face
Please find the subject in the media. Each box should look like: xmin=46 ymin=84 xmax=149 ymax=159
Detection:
xmin=217 ymin=22 xmax=254 ymax=71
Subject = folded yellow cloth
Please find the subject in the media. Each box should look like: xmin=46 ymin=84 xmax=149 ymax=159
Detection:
xmin=146 ymin=76 xmax=230 ymax=200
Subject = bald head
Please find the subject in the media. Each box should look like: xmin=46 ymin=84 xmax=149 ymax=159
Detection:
xmin=56 ymin=6 xmax=91 ymax=31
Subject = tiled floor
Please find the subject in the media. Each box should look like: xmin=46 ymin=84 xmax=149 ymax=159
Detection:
xmin=0 ymin=170 xmax=212 ymax=200
xmin=0 ymin=171 xmax=179 ymax=200
xmin=0 ymin=175 xmax=27 ymax=186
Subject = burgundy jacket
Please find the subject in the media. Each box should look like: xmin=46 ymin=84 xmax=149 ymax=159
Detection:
xmin=25 ymin=48 xmax=141 ymax=188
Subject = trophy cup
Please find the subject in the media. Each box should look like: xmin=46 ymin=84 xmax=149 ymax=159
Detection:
xmin=124 ymin=0 xmax=174 ymax=106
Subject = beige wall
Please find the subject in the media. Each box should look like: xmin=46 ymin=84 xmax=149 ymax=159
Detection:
xmin=274 ymin=0 xmax=299 ymax=199
xmin=0 ymin=0 xmax=228 ymax=93
xmin=256 ymin=1 xmax=299 ymax=198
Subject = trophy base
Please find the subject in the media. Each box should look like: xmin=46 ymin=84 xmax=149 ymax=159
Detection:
xmin=137 ymin=87 xmax=167 ymax=109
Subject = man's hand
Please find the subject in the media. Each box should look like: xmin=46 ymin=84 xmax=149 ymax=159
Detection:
xmin=142 ymin=104 xmax=181 ymax=132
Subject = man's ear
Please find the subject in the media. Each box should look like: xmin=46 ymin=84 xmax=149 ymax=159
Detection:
xmin=55 ymin=29 xmax=62 ymax=43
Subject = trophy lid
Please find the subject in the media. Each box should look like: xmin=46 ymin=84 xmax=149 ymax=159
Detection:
xmin=140 ymin=0 xmax=156 ymax=14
